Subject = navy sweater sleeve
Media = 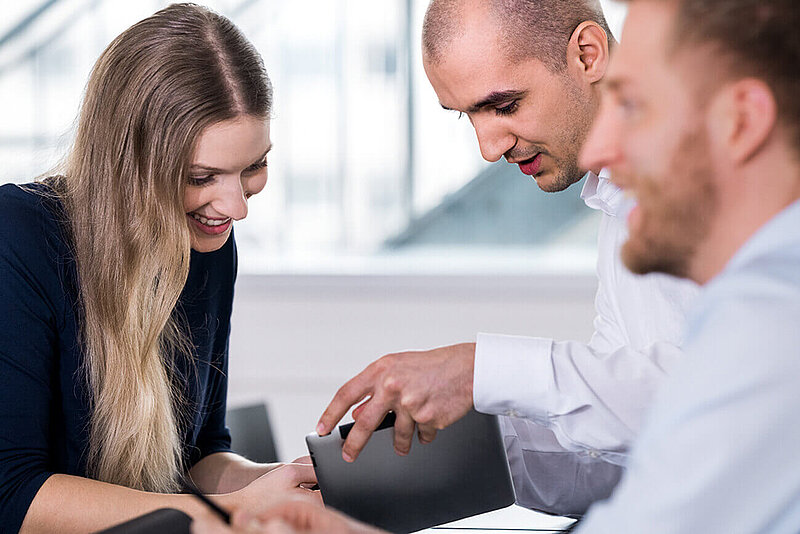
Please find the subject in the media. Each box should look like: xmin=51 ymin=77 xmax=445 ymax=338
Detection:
xmin=0 ymin=185 xmax=63 ymax=533
xmin=191 ymin=334 xmax=233 ymax=466
xmin=183 ymin=239 xmax=236 ymax=466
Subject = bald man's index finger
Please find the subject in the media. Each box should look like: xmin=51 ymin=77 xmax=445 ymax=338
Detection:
xmin=317 ymin=370 xmax=375 ymax=435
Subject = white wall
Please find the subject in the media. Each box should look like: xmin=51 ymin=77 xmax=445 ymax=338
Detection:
xmin=228 ymin=274 xmax=598 ymax=460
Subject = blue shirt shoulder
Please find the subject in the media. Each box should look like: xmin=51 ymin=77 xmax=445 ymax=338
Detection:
xmin=577 ymin=200 xmax=800 ymax=534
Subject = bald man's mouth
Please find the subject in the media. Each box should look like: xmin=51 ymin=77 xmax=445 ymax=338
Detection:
xmin=517 ymin=153 xmax=543 ymax=176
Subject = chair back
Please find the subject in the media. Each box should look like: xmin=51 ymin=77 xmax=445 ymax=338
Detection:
xmin=226 ymin=402 xmax=279 ymax=463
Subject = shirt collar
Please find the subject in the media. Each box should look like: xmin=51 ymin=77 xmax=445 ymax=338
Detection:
xmin=722 ymin=199 xmax=800 ymax=276
xmin=580 ymin=168 xmax=627 ymax=217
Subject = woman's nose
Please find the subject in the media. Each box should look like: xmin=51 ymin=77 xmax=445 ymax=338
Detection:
xmin=213 ymin=175 xmax=249 ymax=220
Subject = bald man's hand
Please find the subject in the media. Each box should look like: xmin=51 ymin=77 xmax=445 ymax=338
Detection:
xmin=316 ymin=343 xmax=476 ymax=462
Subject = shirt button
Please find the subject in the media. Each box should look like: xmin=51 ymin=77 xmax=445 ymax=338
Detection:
xmin=588 ymin=450 xmax=600 ymax=458
xmin=504 ymin=409 xmax=520 ymax=417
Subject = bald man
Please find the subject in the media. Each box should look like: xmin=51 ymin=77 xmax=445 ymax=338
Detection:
xmin=316 ymin=0 xmax=698 ymax=516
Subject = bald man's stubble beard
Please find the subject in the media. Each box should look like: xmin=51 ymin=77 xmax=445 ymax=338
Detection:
xmin=536 ymin=82 xmax=597 ymax=193
xmin=535 ymin=156 xmax=587 ymax=193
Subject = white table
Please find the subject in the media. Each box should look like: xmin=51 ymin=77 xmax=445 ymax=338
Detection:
xmin=416 ymin=505 xmax=578 ymax=533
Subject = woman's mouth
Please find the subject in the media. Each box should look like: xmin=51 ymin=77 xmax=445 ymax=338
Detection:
xmin=187 ymin=212 xmax=232 ymax=235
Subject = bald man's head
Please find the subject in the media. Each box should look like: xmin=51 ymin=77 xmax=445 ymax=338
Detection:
xmin=423 ymin=0 xmax=614 ymax=72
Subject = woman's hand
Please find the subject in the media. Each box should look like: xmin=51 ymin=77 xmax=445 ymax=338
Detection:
xmin=192 ymin=499 xmax=385 ymax=534
xmin=217 ymin=463 xmax=322 ymax=516
xmin=190 ymin=453 xmax=316 ymax=495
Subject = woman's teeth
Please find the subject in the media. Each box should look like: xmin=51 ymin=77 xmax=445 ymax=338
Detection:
xmin=191 ymin=213 xmax=230 ymax=227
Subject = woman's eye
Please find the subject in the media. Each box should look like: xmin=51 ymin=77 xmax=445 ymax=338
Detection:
xmin=244 ymin=159 xmax=268 ymax=173
xmin=188 ymin=174 xmax=214 ymax=186
xmin=495 ymin=101 xmax=518 ymax=116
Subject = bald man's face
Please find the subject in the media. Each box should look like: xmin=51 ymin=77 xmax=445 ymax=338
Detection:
xmin=423 ymin=13 xmax=597 ymax=192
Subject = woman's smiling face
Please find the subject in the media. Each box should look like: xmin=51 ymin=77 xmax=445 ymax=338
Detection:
xmin=183 ymin=115 xmax=271 ymax=253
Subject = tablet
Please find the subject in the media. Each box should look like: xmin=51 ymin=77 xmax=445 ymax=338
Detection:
xmin=306 ymin=410 xmax=515 ymax=533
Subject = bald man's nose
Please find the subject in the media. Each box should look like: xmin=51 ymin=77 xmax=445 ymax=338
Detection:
xmin=474 ymin=120 xmax=516 ymax=163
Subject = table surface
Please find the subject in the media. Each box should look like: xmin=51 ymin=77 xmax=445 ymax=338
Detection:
xmin=416 ymin=505 xmax=578 ymax=533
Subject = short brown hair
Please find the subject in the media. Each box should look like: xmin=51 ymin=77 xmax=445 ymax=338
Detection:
xmin=423 ymin=0 xmax=614 ymax=72
xmin=654 ymin=0 xmax=800 ymax=153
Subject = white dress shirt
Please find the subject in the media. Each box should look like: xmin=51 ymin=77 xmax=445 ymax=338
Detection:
xmin=473 ymin=171 xmax=699 ymax=514
xmin=577 ymin=199 xmax=800 ymax=534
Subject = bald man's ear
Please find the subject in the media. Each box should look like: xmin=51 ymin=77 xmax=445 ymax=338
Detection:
xmin=568 ymin=21 xmax=610 ymax=84
xmin=707 ymin=78 xmax=778 ymax=165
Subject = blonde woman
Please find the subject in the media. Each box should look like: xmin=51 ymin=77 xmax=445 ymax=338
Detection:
xmin=0 ymin=4 xmax=319 ymax=532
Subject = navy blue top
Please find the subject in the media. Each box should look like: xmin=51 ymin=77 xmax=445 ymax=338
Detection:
xmin=0 ymin=183 xmax=234 ymax=532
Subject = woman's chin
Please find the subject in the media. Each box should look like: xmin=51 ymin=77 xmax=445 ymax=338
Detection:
xmin=189 ymin=229 xmax=231 ymax=253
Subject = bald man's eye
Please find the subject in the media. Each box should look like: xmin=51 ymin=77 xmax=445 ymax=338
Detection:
xmin=495 ymin=101 xmax=519 ymax=116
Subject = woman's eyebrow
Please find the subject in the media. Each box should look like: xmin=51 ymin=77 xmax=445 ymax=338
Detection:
xmin=191 ymin=144 xmax=273 ymax=173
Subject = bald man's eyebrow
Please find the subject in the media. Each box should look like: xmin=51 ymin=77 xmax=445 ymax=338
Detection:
xmin=441 ymin=90 xmax=528 ymax=114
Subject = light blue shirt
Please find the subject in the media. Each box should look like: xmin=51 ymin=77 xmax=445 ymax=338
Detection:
xmin=577 ymin=199 xmax=800 ymax=533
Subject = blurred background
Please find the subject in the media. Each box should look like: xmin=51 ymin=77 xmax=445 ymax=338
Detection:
xmin=0 ymin=0 xmax=626 ymax=460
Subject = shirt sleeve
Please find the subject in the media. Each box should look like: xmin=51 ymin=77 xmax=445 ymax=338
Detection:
xmin=191 ymin=338 xmax=233 ymax=465
xmin=500 ymin=417 xmax=623 ymax=517
xmin=189 ymin=240 xmax=236 ymax=466
xmin=0 ymin=188 xmax=59 ymax=532
xmin=576 ymin=281 xmax=800 ymax=534
xmin=474 ymin=332 xmax=682 ymax=460
xmin=473 ymin=212 xmax=695 ymax=515
xmin=473 ymin=210 xmax=694 ymax=462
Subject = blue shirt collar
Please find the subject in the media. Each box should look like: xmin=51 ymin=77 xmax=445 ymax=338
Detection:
xmin=722 ymin=199 xmax=800 ymax=276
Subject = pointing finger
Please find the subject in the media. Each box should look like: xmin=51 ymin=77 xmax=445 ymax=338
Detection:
xmin=317 ymin=372 xmax=374 ymax=435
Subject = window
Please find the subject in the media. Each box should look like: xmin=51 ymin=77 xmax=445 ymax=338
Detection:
xmin=0 ymin=0 xmax=627 ymax=274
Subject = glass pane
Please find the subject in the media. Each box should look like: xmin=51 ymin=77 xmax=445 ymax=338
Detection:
xmin=0 ymin=0 xmax=628 ymax=273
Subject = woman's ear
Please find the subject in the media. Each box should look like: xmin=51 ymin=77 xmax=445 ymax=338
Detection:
xmin=567 ymin=21 xmax=611 ymax=85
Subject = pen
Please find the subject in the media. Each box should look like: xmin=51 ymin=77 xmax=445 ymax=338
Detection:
xmin=182 ymin=475 xmax=231 ymax=525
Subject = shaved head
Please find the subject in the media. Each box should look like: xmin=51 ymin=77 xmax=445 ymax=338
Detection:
xmin=423 ymin=0 xmax=614 ymax=71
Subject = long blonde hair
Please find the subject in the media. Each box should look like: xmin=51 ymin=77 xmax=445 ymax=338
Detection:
xmin=56 ymin=3 xmax=272 ymax=492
